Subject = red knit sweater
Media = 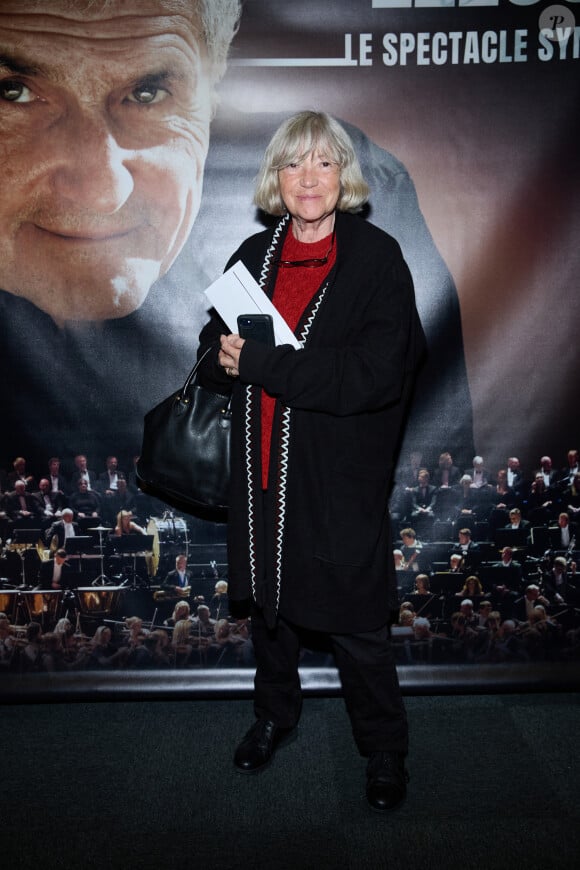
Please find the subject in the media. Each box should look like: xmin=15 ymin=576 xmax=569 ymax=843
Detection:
xmin=261 ymin=229 xmax=336 ymax=488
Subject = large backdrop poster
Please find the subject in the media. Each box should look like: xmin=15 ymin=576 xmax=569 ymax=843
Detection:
xmin=0 ymin=0 xmax=579 ymax=691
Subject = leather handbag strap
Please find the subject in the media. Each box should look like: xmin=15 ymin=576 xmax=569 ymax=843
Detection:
xmin=178 ymin=345 xmax=213 ymax=399
xmin=178 ymin=345 xmax=232 ymax=410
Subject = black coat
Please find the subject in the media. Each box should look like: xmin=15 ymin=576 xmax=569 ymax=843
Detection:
xmin=44 ymin=519 xmax=80 ymax=548
xmin=161 ymin=569 xmax=193 ymax=594
xmin=4 ymin=491 xmax=41 ymax=520
xmin=198 ymin=211 xmax=425 ymax=632
xmin=37 ymin=559 xmax=75 ymax=590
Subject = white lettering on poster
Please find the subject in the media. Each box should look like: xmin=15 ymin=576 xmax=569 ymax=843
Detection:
xmin=232 ymin=25 xmax=579 ymax=69
xmin=381 ymin=29 xmax=529 ymax=64
xmin=538 ymin=25 xmax=580 ymax=57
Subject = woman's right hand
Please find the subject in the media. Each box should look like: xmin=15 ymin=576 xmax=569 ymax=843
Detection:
xmin=219 ymin=333 xmax=245 ymax=377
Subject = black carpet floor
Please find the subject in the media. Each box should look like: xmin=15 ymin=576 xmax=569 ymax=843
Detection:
xmin=4 ymin=692 xmax=580 ymax=870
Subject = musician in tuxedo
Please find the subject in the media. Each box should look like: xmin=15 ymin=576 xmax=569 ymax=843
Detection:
xmin=408 ymin=575 xmax=440 ymax=621
xmin=451 ymin=528 xmax=481 ymax=572
xmin=69 ymin=455 xmax=99 ymax=492
xmin=410 ymin=469 xmax=437 ymax=540
xmin=464 ymin=456 xmax=488 ymax=489
xmin=161 ymin=554 xmax=193 ymax=599
xmin=525 ymin=473 xmax=558 ymax=525
xmin=431 ymin=452 xmax=461 ymax=489
xmin=549 ymin=512 xmax=577 ymax=550
xmin=210 ymin=580 xmax=230 ymax=621
xmin=190 ymin=604 xmax=216 ymax=639
xmin=5 ymin=481 xmax=41 ymax=522
xmin=538 ymin=455 xmax=559 ymax=490
xmin=7 ymin=457 xmax=36 ymax=492
xmin=399 ymin=528 xmax=422 ymax=572
xmin=489 ymin=584 xmax=519 ymax=619
xmin=47 ymin=457 xmax=69 ymax=497
xmin=490 ymin=469 xmax=518 ymax=512
xmin=469 ymin=480 xmax=495 ymax=522
xmin=97 ymin=457 xmax=126 ymax=496
xmin=36 ymin=548 xmax=74 ymax=590
xmin=476 ymin=600 xmax=494 ymax=628
xmin=558 ymin=449 xmax=579 ymax=490
xmin=543 ymin=556 xmax=577 ymax=605
xmin=504 ymin=508 xmax=530 ymax=535
xmin=451 ymin=474 xmax=479 ymax=526
xmin=564 ymin=472 xmax=580 ymax=517
xmin=491 ymin=546 xmax=523 ymax=588
xmin=33 ymin=478 xmax=67 ymax=522
xmin=488 ymin=469 xmax=518 ymax=537
xmin=458 ymin=598 xmax=479 ymax=630
xmin=45 ymin=509 xmax=79 ymax=548
xmin=511 ymin=584 xmax=551 ymax=625
xmin=506 ymin=457 xmax=525 ymax=495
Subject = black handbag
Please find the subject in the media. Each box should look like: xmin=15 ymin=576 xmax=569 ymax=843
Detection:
xmin=136 ymin=347 xmax=232 ymax=514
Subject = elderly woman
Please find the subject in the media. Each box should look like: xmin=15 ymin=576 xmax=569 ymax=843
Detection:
xmin=197 ymin=111 xmax=425 ymax=811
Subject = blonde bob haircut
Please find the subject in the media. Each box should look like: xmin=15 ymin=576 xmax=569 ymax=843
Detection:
xmin=254 ymin=111 xmax=370 ymax=217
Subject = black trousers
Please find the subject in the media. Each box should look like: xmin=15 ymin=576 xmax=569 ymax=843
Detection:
xmin=250 ymin=606 xmax=408 ymax=757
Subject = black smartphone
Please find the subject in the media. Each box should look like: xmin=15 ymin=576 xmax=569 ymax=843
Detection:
xmin=237 ymin=313 xmax=275 ymax=347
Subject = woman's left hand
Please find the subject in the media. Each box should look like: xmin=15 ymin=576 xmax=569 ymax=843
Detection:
xmin=219 ymin=333 xmax=245 ymax=377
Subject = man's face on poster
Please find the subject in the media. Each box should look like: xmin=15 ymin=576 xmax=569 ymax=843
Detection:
xmin=0 ymin=0 xmax=214 ymax=323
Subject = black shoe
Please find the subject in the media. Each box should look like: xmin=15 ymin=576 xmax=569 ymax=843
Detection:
xmin=365 ymin=751 xmax=409 ymax=812
xmin=233 ymin=719 xmax=295 ymax=774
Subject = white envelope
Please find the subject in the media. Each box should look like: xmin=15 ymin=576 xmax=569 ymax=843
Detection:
xmin=204 ymin=260 xmax=302 ymax=350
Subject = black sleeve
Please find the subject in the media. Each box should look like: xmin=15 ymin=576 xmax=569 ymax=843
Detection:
xmin=239 ymin=252 xmax=424 ymax=417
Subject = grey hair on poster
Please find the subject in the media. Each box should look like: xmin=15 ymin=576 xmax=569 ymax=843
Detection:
xmin=13 ymin=0 xmax=241 ymax=80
